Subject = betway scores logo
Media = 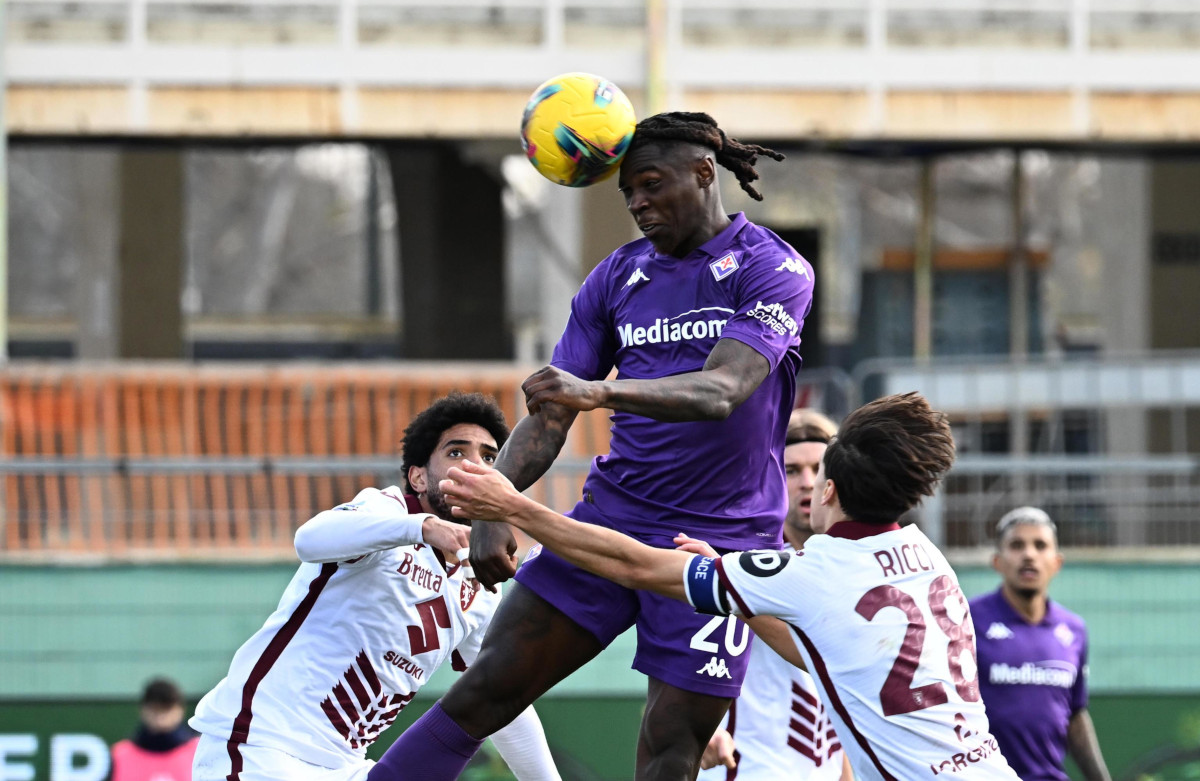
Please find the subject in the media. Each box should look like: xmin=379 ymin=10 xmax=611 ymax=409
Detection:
xmin=617 ymin=307 xmax=733 ymax=347
xmin=748 ymin=300 xmax=798 ymax=336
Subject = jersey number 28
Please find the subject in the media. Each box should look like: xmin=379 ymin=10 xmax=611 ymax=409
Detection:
xmin=854 ymin=575 xmax=978 ymax=716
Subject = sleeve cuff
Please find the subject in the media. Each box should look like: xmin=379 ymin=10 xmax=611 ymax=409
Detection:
xmin=684 ymin=555 xmax=727 ymax=615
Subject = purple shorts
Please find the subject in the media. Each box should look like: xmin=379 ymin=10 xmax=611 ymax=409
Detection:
xmin=513 ymin=500 xmax=754 ymax=697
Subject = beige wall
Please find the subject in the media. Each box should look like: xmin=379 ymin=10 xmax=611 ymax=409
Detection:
xmin=11 ymin=86 xmax=1200 ymax=141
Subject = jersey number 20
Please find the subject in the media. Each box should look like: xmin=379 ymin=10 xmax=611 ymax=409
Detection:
xmin=854 ymin=575 xmax=978 ymax=716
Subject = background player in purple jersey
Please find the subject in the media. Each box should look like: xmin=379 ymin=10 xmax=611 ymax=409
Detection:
xmin=369 ymin=112 xmax=811 ymax=781
xmin=971 ymin=508 xmax=1112 ymax=781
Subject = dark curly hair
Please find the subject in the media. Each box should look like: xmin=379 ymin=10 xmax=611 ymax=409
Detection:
xmin=400 ymin=392 xmax=511 ymax=494
xmin=629 ymin=111 xmax=785 ymax=201
xmin=823 ymin=392 xmax=955 ymax=524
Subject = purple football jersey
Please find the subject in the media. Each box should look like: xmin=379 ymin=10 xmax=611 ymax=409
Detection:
xmin=970 ymin=589 xmax=1089 ymax=781
xmin=550 ymin=212 xmax=813 ymax=549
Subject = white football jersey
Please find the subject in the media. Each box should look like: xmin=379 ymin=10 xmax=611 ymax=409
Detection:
xmin=190 ymin=487 xmax=500 ymax=770
xmin=684 ymin=522 xmax=1019 ymax=781
xmin=698 ymin=633 xmax=845 ymax=781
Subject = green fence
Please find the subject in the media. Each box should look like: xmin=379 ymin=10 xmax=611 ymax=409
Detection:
xmin=3 ymin=561 xmax=1200 ymax=779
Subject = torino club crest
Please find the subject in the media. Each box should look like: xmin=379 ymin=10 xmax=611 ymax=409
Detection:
xmin=460 ymin=578 xmax=480 ymax=611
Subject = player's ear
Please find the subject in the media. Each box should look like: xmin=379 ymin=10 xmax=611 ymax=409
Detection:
xmin=1049 ymin=550 xmax=1064 ymax=577
xmin=408 ymin=465 xmax=428 ymax=495
xmin=696 ymin=154 xmax=716 ymax=189
xmin=821 ymin=478 xmax=837 ymax=507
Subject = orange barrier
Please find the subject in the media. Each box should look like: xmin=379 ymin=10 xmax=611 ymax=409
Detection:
xmin=0 ymin=364 xmax=612 ymax=557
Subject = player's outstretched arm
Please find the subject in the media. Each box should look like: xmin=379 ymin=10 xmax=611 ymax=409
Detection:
xmin=1067 ymin=709 xmax=1112 ymax=781
xmin=523 ymin=338 xmax=769 ymax=421
xmin=676 ymin=533 xmax=807 ymax=669
xmin=445 ymin=460 xmax=692 ymax=601
xmin=470 ymin=401 xmax=579 ymax=589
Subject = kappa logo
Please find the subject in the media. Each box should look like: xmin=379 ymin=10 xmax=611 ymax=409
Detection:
xmin=710 ymin=253 xmax=739 ymax=281
xmin=985 ymin=622 xmax=1014 ymax=640
xmin=775 ymin=257 xmax=811 ymax=279
xmin=696 ymin=656 xmax=733 ymax=679
xmin=624 ymin=267 xmax=651 ymax=288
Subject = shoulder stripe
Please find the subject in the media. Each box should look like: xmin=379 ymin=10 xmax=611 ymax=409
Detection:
xmin=225 ymin=562 xmax=338 ymax=777
xmin=714 ymin=558 xmax=755 ymax=618
xmin=791 ymin=622 xmax=897 ymax=781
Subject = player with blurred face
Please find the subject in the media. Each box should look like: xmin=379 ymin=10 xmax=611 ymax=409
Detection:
xmin=370 ymin=112 xmax=809 ymax=781
xmin=970 ymin=509 xmax=1111 ymax=781
xmin=189 ymin=393 xmax=560 ymax=781
xmin=438 ymin=393 xmax=1022 ymax=781
xmin=698 ymin=408 xmax=852 ymax=781
xmin=783 ymin=410 xmax=839 ymax=549
xmin=111 ymin=678 xmax=199 ymax=781
xmin=995 ymin=514 xmax=1062 ymax=599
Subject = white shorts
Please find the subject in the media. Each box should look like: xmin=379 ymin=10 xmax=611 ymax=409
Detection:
xmin=192 ymin=734 xmax=373 ymax=781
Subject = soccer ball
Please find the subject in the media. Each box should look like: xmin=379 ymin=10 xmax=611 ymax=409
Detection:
xmin=520 ymin=72 xmax=637 ymax=188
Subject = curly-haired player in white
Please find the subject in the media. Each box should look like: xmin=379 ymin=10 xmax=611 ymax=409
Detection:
xmin=441 ymin=393 xmax=1020 ymax=781
xmin=190 ymin=393 xmax=560 ymax=781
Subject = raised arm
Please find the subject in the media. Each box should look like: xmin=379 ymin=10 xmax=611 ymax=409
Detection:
xmin=447 ymin=461 xmax=692 ymax=601
xmin=468 ymin=401 xmax=578 ymax=589
xmin=524 ymin=338 xmax=769 ymax=421
xmin=294 ymin=491 xmax=469 ymax=563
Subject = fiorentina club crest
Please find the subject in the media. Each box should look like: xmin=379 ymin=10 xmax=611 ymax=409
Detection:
xmin=1054 ymin=622 xmax=1076 ymax=647
xmin=710 ymin=253 xmax=739 ymax=281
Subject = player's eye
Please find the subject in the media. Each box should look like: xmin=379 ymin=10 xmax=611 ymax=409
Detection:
xmin=482 ymin=454 xmax=497 ymax=464
xmin=448 ymin=448 xmax=464 ymax=458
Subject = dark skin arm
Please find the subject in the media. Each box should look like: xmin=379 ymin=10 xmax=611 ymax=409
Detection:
xmin=523 ymin=338 xmax=770 ymax=421
xmin=1067 ymin=709 xmax=1111 ymax=781
xmin=470 ymin=337 xmax=771 ymax=587
xmin=469 ymin=401 xmax=577 ymax=589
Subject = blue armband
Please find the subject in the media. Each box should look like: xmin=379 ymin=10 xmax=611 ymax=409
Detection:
xmin=685 ymin=555 xmax=727 ymax=615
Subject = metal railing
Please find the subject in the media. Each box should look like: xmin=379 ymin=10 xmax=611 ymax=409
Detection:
xmin=925 ymin=454 xmax=1200 ymax=549
xmin=8 ymin=0 xmax=1200 ymax=94
xmin=2 ymin=355 xmax=1199 ymax=557
xmin=0 ymin=363 xmax=611 ymax=557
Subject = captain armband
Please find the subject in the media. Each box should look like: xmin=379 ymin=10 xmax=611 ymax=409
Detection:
xmin=684 ymin=555 xmax=731 ymax=616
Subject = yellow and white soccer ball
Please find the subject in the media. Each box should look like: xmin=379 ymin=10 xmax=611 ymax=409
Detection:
xmin=520 ymin=72 xmax=637 ymax=188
